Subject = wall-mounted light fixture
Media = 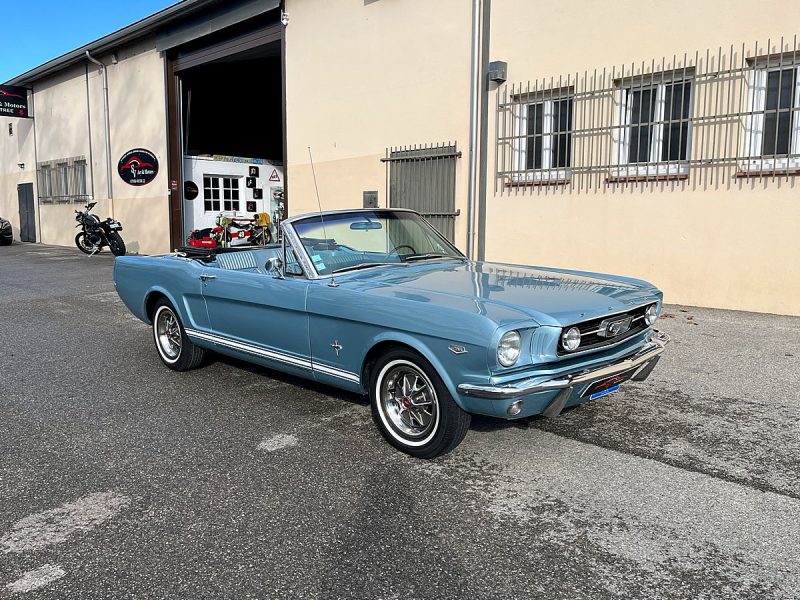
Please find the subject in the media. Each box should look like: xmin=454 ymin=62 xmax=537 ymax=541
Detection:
xmin=17 ymin=163 xmax=25 ymax=170
xmin=8 ymin=123 xmax=12 ymax=136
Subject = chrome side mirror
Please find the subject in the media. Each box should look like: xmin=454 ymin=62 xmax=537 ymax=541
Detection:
xmin=265 ymin=256 xmax=283 ymax=278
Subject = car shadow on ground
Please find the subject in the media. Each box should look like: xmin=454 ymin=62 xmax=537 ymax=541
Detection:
xmin=209 ymin=352 xmax=562 ymax=435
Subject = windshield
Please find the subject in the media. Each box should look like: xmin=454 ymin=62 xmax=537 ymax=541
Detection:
xmin=290 ymin=211 xmax=464 ymax=276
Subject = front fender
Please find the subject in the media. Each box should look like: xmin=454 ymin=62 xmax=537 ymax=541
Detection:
xmin=362 ymin=331 xmax=484 ymax=413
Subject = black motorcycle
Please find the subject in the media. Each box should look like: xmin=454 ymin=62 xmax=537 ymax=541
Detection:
xmin=74 ymin=202 xmax=126 ymax=256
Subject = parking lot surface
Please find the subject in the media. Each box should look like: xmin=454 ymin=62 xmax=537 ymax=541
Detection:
xmin=1 ymin=242 xmax=799 ymax=599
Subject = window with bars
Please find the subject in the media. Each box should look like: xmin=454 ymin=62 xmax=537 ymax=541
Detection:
xmin=203 ymin=176 xmax=240 ymax=212
xmin=514 ymin=90 xmax=574 ymax=182
xmin=37 ymin=157 xmax=88 ymax=204
xmin=615 ymin=77 xmax=693 ymax=177
xmin=743 ymin=63 xmax=800 ymax=172
xmin=496 ymin=37 xmax=800 ymax=192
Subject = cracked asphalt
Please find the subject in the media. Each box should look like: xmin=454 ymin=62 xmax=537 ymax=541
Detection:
xmin=1 ymin=242 xmax=799 ymax=599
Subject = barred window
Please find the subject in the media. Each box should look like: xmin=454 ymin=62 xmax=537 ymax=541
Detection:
xmin=514 ymin=89 xmax=574 ymax=182
xmin=743 ymin=63 xmax=800 ymax=172
xmin=616 ymin=76 xmax=693 ymax=177
xmin=497 ymin=38 xmax=800 ymax=192
xmin=37 ymin=157 xmax=89 ymax=204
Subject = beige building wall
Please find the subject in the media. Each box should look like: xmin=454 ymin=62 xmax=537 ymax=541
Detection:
xmin=284 ymin=0 xmax=473 ymax=246
xmin=485 ymin=0 xmax=800 ymax=316
xmin=0 ymin=115 xmax=36 ymax=239
xmin=1 ymin=37 xmax=169 ymax=255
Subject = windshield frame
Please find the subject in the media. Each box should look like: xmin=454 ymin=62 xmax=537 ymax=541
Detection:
xmin=284 ymin=209 xmax=465 ymax=280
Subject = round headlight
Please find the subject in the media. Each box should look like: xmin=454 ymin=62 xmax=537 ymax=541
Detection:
xmin=644 ymin=304 xmax=658 ymax=326
xmin=561 ymin=327 xmax=581 ymax=352
xmin=497 ymin=330 xmax=521 ymax=367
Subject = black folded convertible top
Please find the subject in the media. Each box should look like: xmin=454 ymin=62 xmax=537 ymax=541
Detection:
xmin=174 ymin=244 xmax=280 ymax=262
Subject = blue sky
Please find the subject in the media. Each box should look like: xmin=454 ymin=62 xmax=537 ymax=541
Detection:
xmin=0 ymin=0 xmax=177 ymax=83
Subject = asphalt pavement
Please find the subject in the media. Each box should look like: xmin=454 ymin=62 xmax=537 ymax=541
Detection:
xmin=1 ymin=242 xmax=798 ymax=599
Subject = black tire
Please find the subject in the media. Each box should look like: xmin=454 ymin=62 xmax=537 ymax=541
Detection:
xmin=0 ymin=237 xmax=11 ymax=246
xmin=152 ymin=300 xmax=206 ymax=371
xmin=75 ymin=232 xmax=98 ymax=254
xmin=370 ymin=348 xmax=471 ymax=459
xmin=108 ymin=232 xmax=126 ymax=256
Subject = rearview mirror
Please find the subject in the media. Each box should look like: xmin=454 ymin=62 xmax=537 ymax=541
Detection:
xmin=350 ymin=221 xmax=382 ymax=231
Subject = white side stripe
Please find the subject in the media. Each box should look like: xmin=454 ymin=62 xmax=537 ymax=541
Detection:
xmin=185 ymin=329 xmax=360 ymax=384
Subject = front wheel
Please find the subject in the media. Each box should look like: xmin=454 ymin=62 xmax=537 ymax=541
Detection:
xmin=370 ymin=349 xmax=471 ymax=459
xmin=152 ymin=300 xmax=206 ymax=371
xmin=75 ymin=232 xmax=99 ymax=254
xmin=108 ymin=232 xmax=126 ymax=256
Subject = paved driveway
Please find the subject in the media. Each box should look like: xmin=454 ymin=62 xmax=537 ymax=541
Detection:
xmin=1 ymin=243 xmax=798 ymax=599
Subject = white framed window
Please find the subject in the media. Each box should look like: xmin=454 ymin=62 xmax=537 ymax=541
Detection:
xmin=39 ymin=165 xmax=53 ymax=198
xmin=614 ymin=76 xmax=693 ymax=177
xmin=75 ymin=160 xmax=87 ymax=197
xmin=203 ymin=176 xmax=240 ymax=213
xmin=57 ymin=162 xmax=69 ymax=198
xmin=743 ymin=64 xmax=800 ymax=173
xmin=513 ymin=90 xmax=573 ymax=182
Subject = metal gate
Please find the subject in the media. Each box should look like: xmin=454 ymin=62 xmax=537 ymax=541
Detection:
xmin=17 ymin=183 xmax=35 ymax=242
xmin=382 ymin=143 xmax=461 ymax=242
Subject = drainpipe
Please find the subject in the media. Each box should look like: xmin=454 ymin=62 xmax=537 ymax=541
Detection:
xmin=85 ymin=51 xmax=114 ymax=218
xmin=466 ymin=0 xmax=482 ymax=260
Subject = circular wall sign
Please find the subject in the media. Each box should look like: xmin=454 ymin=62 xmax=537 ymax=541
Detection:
xmin=118 ymin=149 xmax=159 ymax=186
xmin=184 ymin=180 xmax=199 ymax=200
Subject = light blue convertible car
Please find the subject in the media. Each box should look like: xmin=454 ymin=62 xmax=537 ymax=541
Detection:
xmin=114 ymin=208 xmax=668 ymax=458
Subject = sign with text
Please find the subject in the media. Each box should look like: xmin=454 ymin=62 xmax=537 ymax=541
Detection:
xmin=0 ymin=85 xmax=30 ymax=118
xmin=118 ymin=149 xmax=159 ymax=186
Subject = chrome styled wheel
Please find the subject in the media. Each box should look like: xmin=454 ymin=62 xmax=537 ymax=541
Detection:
xmin=377 ymin=360 xmax=439 ymax=445
xmin=150 ymin=299 xmax=206 ymax=372
xmin=154 ymin=306 xmax=182 ymax=363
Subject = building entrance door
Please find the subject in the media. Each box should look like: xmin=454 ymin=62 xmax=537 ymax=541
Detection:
xmin=17 ymin=183 xmax=35 ymax=242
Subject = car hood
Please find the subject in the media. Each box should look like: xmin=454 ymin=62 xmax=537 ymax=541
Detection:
xmin=344 ymin=258 xmax=661 ymax=327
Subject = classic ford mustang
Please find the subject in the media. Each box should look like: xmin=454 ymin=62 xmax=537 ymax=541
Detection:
xmin=114 ymin=208 xmax=668 ymax=458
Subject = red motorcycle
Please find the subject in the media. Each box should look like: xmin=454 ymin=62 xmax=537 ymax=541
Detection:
xmin=186 ymin=214 xmax=271 ymax=248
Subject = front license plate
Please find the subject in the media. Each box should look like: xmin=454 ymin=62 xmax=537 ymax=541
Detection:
xmin=581 ymin=367 xmax=638 ymax=399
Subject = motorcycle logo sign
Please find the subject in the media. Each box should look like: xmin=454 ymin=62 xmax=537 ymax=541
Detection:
xmin=118 ymin=149 xmax=159 ymax=186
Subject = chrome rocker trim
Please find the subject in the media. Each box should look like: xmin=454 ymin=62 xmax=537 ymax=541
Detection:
xmin=458 ymin=331 xmax=670 ymax=400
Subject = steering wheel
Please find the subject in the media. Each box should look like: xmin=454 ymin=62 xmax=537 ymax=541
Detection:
xmin=386 ymin=244 xmax=416 ymax=258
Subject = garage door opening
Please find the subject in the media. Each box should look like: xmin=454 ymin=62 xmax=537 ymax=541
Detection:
xmin=166 ymin=20 xmax=285 ymax=249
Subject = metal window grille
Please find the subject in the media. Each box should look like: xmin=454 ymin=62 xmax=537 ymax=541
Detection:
xmin=36 ymin=157 xmax=90 ymax=204
xmin=496 ymin=35 xmax=800 ymax=194
xmin=382 ymin=143 xmax=461 ymax=242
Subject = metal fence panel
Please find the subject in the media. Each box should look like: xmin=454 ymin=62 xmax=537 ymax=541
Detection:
xmin=383 ymin=143 xmax=461 ymax=242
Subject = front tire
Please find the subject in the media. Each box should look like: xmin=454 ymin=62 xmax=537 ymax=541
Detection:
xmin=152 ymin=300 xmax=206 ymax=371
xmin=75 ymin=232 xmax=98 ymax=254
xmin=108 ymin=232 xmax=126 ymax=256
xmin=370 ymin=349 xmax=471 ymax=459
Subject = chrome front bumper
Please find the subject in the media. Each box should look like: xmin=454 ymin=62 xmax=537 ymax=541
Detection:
xmin=458 ymin=331 xmax=670 ymax=400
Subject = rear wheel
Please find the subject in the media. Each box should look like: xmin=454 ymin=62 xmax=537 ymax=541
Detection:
xmin=108 ymin=232 xmax=126 ymax=256
xmin=75 ymin=232 xmax=99 ymax=254
xmin=370 ymin=348 xmax=470 ymax=459
xmin=152 ymin=300 xmax=205 ymax=371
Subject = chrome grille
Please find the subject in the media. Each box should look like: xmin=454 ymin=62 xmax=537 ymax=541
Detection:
xmin=558 ymin=304 xmax=650 ymax=356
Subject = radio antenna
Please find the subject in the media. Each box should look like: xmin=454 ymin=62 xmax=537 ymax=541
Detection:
xmin=307 ymin=146 xmax=337 ymax=287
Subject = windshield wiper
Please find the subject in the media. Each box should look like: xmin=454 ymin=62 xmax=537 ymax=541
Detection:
xmin=404 ymin=253 xmax=464 ymax=262
xmin=332 ymin=262 xmax=404 ymax=274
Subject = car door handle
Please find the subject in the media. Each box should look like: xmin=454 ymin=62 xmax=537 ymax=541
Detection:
xmin=199 ymin=274 xmax=217 ymax=282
